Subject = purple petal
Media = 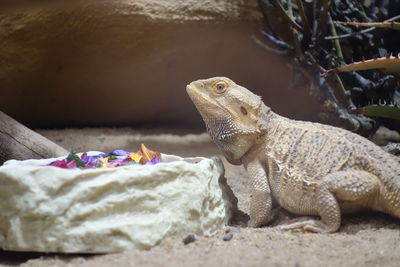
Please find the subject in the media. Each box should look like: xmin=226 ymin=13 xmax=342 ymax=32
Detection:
xmin=81 ymin=155 xmax=100 ymax=165
xmin=106 ymin=163 xmax=118 ymax=168
xmin=116 ymin=157 xmax=133 ymax=166
xmin=111 ymin=149 xmax=132 ymax=156
xmin=145 ymin=156 xmax=161 ymax=165
xmin=109 ymin=158 xmax=124 ymax=163
xmin=101 ymin=149 xmax=132 ymax=157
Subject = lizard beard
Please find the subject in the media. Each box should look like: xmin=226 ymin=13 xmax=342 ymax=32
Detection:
xmin=205 ymin=118 xmax=238 ymax=145
xmin=204 ymin=117 xmax=260 ymax=165
xmin=204 ymin=118 xmax=245 ymax=165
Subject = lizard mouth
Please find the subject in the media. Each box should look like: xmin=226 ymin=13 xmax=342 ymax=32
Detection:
xmin=186 ymin=84 xmax=217 ymax=108
xmin=186 ymin=83 xmax=239 ymax=126
xmin=185 ymin=84 xmax=197 ymax=97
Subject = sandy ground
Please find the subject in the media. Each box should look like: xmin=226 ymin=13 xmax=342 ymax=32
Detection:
xmin=1 ymin=128 xmax=400 ymax=267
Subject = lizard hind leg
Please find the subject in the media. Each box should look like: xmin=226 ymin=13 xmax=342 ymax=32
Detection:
xmin=279 ymin=187 xmax=342 ymax=233
xmin=279 ymin=170 xmax=381 ymax=233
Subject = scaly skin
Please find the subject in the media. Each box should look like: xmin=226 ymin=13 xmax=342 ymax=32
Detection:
xmin=186 ymin=77 xmax=400 ymax=233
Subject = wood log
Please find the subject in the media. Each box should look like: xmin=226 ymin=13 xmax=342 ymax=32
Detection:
xmin=0 ymin=111 xmax=68 ymax=164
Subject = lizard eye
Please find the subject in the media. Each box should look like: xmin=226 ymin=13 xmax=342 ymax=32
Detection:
xmin=213 ymin=81 xmax=228 ymax=94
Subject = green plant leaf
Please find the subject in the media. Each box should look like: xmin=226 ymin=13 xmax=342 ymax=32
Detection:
xmin=349 ymin=105 xmax=400 ymax=120
xmin=324 ymin=56 xmax=400 ymax=76
xmin=66 ymin=152 xmax=87 ymax=168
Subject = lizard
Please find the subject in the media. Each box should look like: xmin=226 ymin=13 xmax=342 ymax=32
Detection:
xmin=186 ymin=77 xmax=400 ymax=233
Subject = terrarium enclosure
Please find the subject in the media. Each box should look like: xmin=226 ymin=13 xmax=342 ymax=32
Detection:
xmin=1 ymin=0 xmax=400 ymax=266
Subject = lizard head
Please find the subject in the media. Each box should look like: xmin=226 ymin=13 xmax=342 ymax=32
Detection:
xmin=186 ymin=77 xmax=266 ymax=164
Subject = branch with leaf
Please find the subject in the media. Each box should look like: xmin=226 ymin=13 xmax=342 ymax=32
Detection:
xmin=256 ymin=0 xmax=400 ymax=135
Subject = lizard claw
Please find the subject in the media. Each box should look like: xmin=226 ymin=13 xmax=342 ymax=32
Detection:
xmin=277 ymin=217 xmax=336 ymax=233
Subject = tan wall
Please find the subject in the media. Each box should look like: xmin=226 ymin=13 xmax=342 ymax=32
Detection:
xmin=0 ymin=0 xmax=320 ymax=128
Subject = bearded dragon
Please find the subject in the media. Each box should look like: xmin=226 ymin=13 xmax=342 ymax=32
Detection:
xmin=186 ymin=77 xmax=400 ymax=233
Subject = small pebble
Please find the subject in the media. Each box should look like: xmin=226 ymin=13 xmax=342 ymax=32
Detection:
xmin=183 ymin=233 xmax=196 ymax=245
xmin=223 ymin=231 xmax=233 ymax=241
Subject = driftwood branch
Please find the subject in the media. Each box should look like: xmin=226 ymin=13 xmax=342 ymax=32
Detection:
xmin=0 ymin=111 xmax=68 ymax=164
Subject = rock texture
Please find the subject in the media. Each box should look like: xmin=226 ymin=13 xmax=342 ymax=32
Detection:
xmin=0 ymin=0 xmax=320 ymax=128
xmin=119 ymin=0 xmax=249 ymax=20
xmin=0 ymin=153 xmax=236 ymax=253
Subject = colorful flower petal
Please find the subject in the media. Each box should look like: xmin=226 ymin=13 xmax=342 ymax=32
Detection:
xmin=47 ymin=145 xmax=162 ymax=169
xmin=136 ymin=144 xmax=161 ymax=164
xmin=99 ymin=157 xmax=109 ymax=168
xmin=66 ymin=160 xmax=77 ymax=169
xmin=102 ymin=149 xmax=132 ymax=157
xmin=145 ymin=156 xmax=161 ymax=165
xmin=130 ymin=153 xmax=142 ymax=163
xmin=48 ymin=160 xmax=68 ymax=168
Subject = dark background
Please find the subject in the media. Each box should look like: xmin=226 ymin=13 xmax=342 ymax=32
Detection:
xmin=0 ymin=0 xmax=321 ymax=130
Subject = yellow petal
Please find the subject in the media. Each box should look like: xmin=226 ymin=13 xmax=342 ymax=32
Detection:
xmin=99 ymin=157 xmax=109 ymax=168
xmin=130 ymin=153 xmax=142 ymax=163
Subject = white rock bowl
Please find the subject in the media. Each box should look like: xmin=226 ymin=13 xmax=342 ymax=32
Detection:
xmin=0 ymin=153 xmax=235 ymax=253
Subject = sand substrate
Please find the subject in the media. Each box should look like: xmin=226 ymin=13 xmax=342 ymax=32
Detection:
xmin=1 ymin=128 xmax=399 ymax=267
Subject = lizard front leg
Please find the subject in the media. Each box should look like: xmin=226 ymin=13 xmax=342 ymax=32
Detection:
xmin=245 ymin=160 xmax=274 ymax=227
